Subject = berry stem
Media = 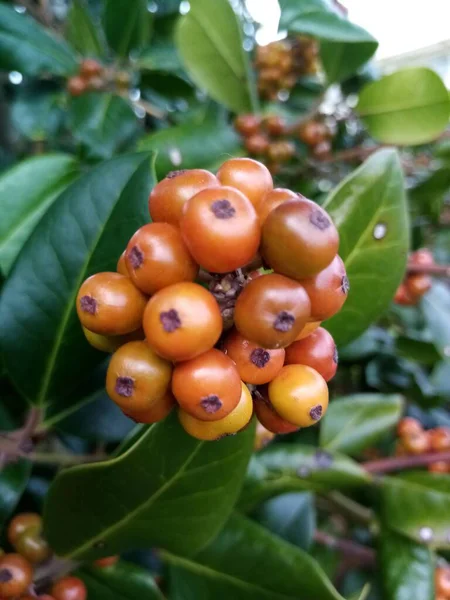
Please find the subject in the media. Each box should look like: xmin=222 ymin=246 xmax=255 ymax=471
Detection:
xmin=319 ymin=491 xmax=374 ymax=525
xmin=407 ymin=263 xmax=450 ymax=277
xmin=363 ymin=450 xmax=450 ymax=474
xmin=314 ymin=530 xmax=375 ymax=566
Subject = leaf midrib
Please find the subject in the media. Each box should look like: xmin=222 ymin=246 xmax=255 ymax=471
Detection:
xmin=359 ymin=98 xmax=450 ymax=117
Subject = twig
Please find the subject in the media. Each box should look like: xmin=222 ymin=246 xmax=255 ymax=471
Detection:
xmin=364 ymin=450 xmax=450 ymax=474
xmin=315 ymin=145 xmax=384 ymax=163
xmin=314 ymin=530 xmax=375 ymax=566
xmin=18 ymin=452 xmax=108 ymax=466
xmin=407 ymin=264 xmax=450 ymax=277
xmin=320 ymin=491 xmax=374 ymax=525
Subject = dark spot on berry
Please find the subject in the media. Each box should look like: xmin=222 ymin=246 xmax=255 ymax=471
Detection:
xmin=115 ymin=376 xmax=134 ymax=397
xmin=211 ymin=199 xmax=236 ymax=219
xmin=273 ymin=311 xmax=295 ymax=332
xmin=310 ymin=405 xmax=323 ymax=421
xmin=200 ymin=395 xmax=223 ymax=414
xmin=341 ymin=275 xmax=350 ymax=294
xmin=310 ymin=208 xmax=330 ymax=230
xmin=333 ymin=345 xmax=338 ymax=364
xmin=128 ymin=245 xmax=143 ymax=269
xmin=0 ymin=569 xmax=12 ymax=583
xmin=80 ymin=295 xmax=97 ymax=315
xmin=167 ymin=170 xmax=186 ymax=179
xmin=315 ymin=449 xmax=333 ymax=469
xmin=160 ymin=309 xmax=181 ymax=332
xmin=250 ymin=348 xmax=270 ymax=368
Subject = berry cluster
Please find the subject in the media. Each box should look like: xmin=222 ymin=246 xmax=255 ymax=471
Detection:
xmin=77 ymin=158 xmax=349 ymax=440
xmin=396 ymin=418 xmax=450 ymax=473
xmin=298 ymin=119 xmax=333 ymax=159
xmin=0 ymin=512 xmax=98 ymax=599
xmin=67 ymin=60 xmax=131 ymax=98
xmin=436 ymin=564 xmax=450 ymax=600
xmin=394 ymin=249 xmax=433 ymax=306
xmin=255 ymin=37 xmax=319 ymax=101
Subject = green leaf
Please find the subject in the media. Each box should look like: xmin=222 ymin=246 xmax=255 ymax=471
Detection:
xmin=0 ymin=3 xmax=77 ymax=76
xmin=279 ymin=0 xmax=378 ymax=82
xmin=357 ymin=68 xmax=450 ymax=146
xmin=176 ymin=0 xmax=255 ymax=112
xmin=323 ymin=149 xmax=409 ymax=346
xmin=409 ymin=167 xmax=450 ymax=223
xmin=66 ymin=0 xmax=105 ymax=57
xmin=137 ymin=42 xmax=183 ymax=73
xmin=381 ymin=472 xmax=450 ymax=549
xmin=103 ymin=0 xmax=151 ymax=57
xmin=240 ymin=444 xmax=371 ymax=512
xmin=379 ymin=528 xmax=434 ymax=600
xmin=43 ymin=412 xmax=254 ymax=560
xmin=395 ymin=336 xmax=441 ymax=366
xmin=79 ymin=560 xmax=164 ymax=599
xmin=139 ymin=117 xmax=241 ymax=179
xmin=253 ymin=492 xmax=316 ymax=550
xmin=165 ymin=513 xmax=345 ymax=600
xmin=0 ymin=154 xmax=80 ymax=275
xmin=70 ymin=93 xmax=139 ymax=161
xmin=320 ymin=394 xmax=403 ymax=456
xmin=11 ymin=85 xmax=65 ymax=142
xmin=421 ymin=282 xmax=450 ymax=361
xmin=0 ymin=153 xmax=154 ymax=407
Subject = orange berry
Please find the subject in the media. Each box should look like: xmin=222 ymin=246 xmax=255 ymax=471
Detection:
xmin=409 ymin=248 xmax=434 ymax=267
xmin=295 ymin=320 xmax=322 ymax=340
xmin=299 ymin=121 xmax=330 ymax=146
xmin=79 ymin=58 xmax=103 ymax=78
xmin=397 ymin=417 xmax=423 ymax=438
xmin=217 ymin=157 xmax=273 ymax=211
xmin=429 ymin=427 xmax=450 ymax=452
xmin=268 ymin=364 xmax=329 ymax=427
xmin=7 ymin=513 xmax=42 ymax=547
xmin=67 ymin=76 xmax=86 ymax=96
xmin=143 ymin=282 xmax=222 ymax=361
xmin=116 ymin=251 xmax=129 ymax=276
xmin=402 ymin=431 xmax=430 ymax=455
xmin=180 ymin=186 xmax=260 ymax=273
xmin=234 ymin=114 xmax=261 ymax=136
xmin=435 ymin=566 xmax=450 ymax=597
xmin=82 ymin=326 xmax=144 ymax=353
xmin=122 ymin=391 xmax=175 ymax=424
xmin=405 ymin=274 xmax=432 ymax=299
xmin=428 ymin=461 xmax=449 ymax=474
xmin=148 ymin=169 xmax=218 ymax=226
xmin=257 ymin=188 xmax=299 ymax=226
xmin=285 ymin=327 xmax=338 ymax=382
xmin=253 ymin=389 xmax=300 ymax=434
xmin=51 ymin=576 xmax=87 ymax=600
xmin=245 ymin=133 xmax=270 ymax=156
xmin=223 ymin=329 xmax=285 ymax=385
xmin=0 ymin=553 xmax=33 ymax=598
xmin=178 ymin=382 xmax=253 ymax=440
xmin=94 ymin=555 xmax=119 ymax=568
xmin=77 ymin=272 xmax=147 ymax=336
xmin=300 ymin=255 xmax=349 ymax=321
xmin=263 ymin=115 xmax=286 ymax=136
xmin=394 ymin=283 xmax=415 ymax=306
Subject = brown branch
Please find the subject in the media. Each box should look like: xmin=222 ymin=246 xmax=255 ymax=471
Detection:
xmin=407 ymin=264 xmax=450 ymax=277
xmin=315 ymin=145 xmax=385 ymax=163
xmin=364 ymin=450 xmax=450 ymax=474
xmin=314 ymin=530 xmax=376 ymax=566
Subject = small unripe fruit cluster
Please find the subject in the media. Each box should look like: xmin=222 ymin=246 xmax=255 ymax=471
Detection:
xmin=436 ymin=564 xmax=450 ymax=600
xmin=396 ymin=418 xmax=450 ymax=473
xmin=77 ymin=158 xmax=349 ymax=440
xmin=298 ymin=119 xmax=333 ymax=158
xmin=394 ymin=249 xmax=434 ymax=306
xmin=255 ymin=37 xmax=319 ymax=101
xmin=67 ymin=59 xmax=105 ymax=97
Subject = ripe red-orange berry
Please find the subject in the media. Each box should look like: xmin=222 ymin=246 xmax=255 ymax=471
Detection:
xmin=402 ymin=431 xmax=430 ymax=455
xmin=245 ymin=133 xmax=270 ymax=155
xmin=94 ymin=555 xmax=119 ymax=568
xmin=405 ymin=274 xmax=432 ymax=299
xmin=143 ymin=282 xmax=222 ymax=361
xmin=125 ymin=223 xmax=198 ymax=295
xmin=15 ymin=530 xmax=51 ymax=564
xmin=116 ymin=251 xmax=129 ymax=276
xmin=7 ymin=513 xmax=42 ymax=547
xmin=261 ymin=198 xmax=339 ymax=279
xmin=77 ymin=272 xmax=147 ymax=336
xmin=79 ymin=58 xmax=103 ymax=78
xmin=0 ymin=553 xmax=33 ymax=598
xmin=172 ymin=349 xmax=241 ymax=421
xmin=257 ymin=188 xmax=300 ymax=226
xmin=149 ymin=169 xmax=218 ymax=226
xmin=435 ymin=566 xmax=450 ymax=597
xmin=268 ymin=364 xmax=329 ymax=427
xmin=106 ymin=341 xmax=172 ymax=412
xmin=428 ymin=461 xmax=449 ymax=474
xmin=122 ymin=391 xmax=175 ymax=424
xmin=82 ymin=326 xmax=144 ymax=353
xmin=234 ymin=114 xmax=262 ymax=136
xmin=267 ymin=141 xmax=296 ymax=163
xmin=409 ymin=248 xmax=434 ymax=267
xmin=394 ymin=283 xmax=415 ymax=306
xmin=285 ymin=327 xmax=338 ymax=382
xmin=67 ymin=76 xmax=86 ymax=96
xmin=295 ymin=320 xmax=321 ymax=340
xmin=51 ymin=576 xmax=87 ymax=600
xmin=263 ymin=115 xmax=286 ymax=136
xmin=234 ymin=273 xmax=311 ymax=349
xmin=217 ymin=157 xmax=273 ymax=211
xmin=223 ymin=329 xmax=285 ymax=385
xmin=429 ymin=427 xmax=450 ymax=452
xmin=299 ymin=121 xmax=330 ymax=146
xmin=253 ymin=389 xmax=300 ymax=434
xmin=180 ymin=186 xmax=260 ymax=273
xmin=397 ymin=417 xmax=423 ymax=438
xmin=300 ymin=255 xmax=349 ymax=321
xmin=178 ymin=382 xmax=253 ymax=440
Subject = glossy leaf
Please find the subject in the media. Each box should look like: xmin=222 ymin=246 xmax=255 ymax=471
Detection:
xmin=44 ymin=412 xmax=254 ymax=560
xmin=253 ymin=492 xmax=316 ymax=550
xmin=165 ymin=513 xmax=345 ymax=600
xmin=0 ymin=3 xmax=77 ymax=76
xmin=79 ymin=560 xmax=164 ymax=599
xmin=103 ymin=0 xmax=150 ymax=57
xmin=409 ymin=167 xmax=450 ymax=223
xmin=320 ymin=394 xmax=403 ymax=456
xmin=279 ymin=0 xmax=378 ymax=82
xmin=11 ymin=85 xmax=65 ymax=142
xmin=379 ymin=528 xmax=434 ymax=600
xmin=240 ymin=444 xmax=371 ymax=512
xmin=395 ymin=336 xmax=441 ymax=366
xmin=66 ymin=0 xmax=105 ymax=57
xmin=70 ymin=94 xmax=139 ymax=160
xmin=176 ymin=0 xmax=255 ymax=112
xmin=421 ymin=282 xmax=450 ymax=361
xmin=357 ymin=68 xmax=450 ymax=146
xmin=0 ymin=154 xmax=80 ymax=275
xmin=324 ymin=149 xmax=409 ymax=346
xmin=139 ymin=117 xmax=241 ymax=178
xmin=381 ymin=473 xmax=450 ymax=549
xmin=0 ymin=153 xmax=154 ymax=407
